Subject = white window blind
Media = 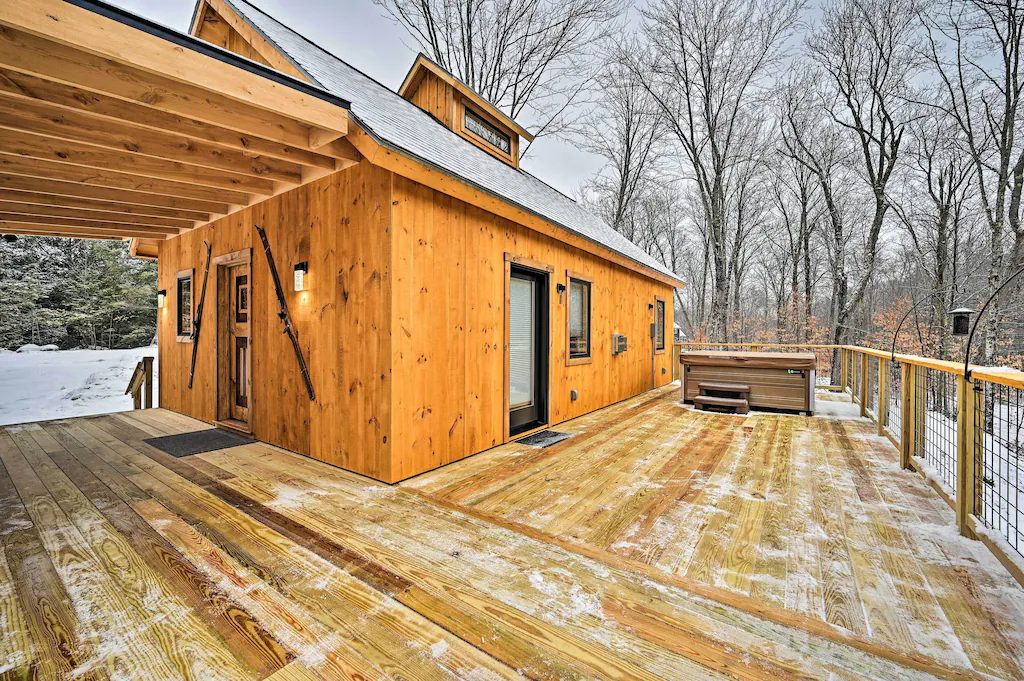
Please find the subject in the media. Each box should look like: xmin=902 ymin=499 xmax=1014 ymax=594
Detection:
xmin=509 ymin=277 xmax=535 ymax=409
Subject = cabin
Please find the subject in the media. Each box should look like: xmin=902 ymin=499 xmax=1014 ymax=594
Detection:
xmin=0 ymin=0 xmax=680 ymax=483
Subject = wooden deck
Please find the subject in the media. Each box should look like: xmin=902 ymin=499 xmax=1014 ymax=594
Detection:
xmin=0 ymin=389 xmax=1022 ymax=680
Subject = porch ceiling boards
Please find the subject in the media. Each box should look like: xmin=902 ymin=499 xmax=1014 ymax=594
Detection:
xmin=0 ymin=0 xmax=358 ymax=248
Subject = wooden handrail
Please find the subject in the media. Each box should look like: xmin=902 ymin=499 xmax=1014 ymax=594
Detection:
xmin=125 ymin=356 xmax=155 ymax=409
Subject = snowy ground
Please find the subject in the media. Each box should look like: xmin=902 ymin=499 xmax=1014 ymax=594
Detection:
xmin=0 ymin=347 xmax=159 ymax=426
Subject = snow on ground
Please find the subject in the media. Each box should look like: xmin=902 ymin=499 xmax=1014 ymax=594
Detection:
xmin=0 ymin=347 xmax=159 ymax=426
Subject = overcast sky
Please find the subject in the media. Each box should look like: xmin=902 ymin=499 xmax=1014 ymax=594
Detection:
xmin=107 ymin=0 xmax=604 ymax=196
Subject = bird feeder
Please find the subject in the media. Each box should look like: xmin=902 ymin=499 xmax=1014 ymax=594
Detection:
xmin=950 ymin=308 xmax=974 ymax=337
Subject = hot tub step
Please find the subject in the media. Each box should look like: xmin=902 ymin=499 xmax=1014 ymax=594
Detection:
xmin=693 ymin=395 xmax=750 ymax=415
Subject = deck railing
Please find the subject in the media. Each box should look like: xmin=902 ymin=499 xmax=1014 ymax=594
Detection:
xmin=125 ymin=356 xmax=155 ymax=410
xmin=675 ymin=341 xmax=1024 ymax=585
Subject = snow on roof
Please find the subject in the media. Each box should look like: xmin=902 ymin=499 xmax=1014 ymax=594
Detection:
xmin=220 ymin=0 xmax=684 ymax=286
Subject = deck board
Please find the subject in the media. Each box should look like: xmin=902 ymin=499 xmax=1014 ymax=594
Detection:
xmin=1 ymin=390 xmax=1022 ymax=679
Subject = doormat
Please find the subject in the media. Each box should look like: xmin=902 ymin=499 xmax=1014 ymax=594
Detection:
xmin=516 ymin=430 xmax=572 ymax=448
xmin=144 ymin=428 xmax=255 ymax=458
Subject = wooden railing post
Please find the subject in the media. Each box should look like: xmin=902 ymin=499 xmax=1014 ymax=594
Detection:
xmin=878 ymin=358 xmax=888 ymax=436
xmin=143 ymin=356 xmax=154 ymax=409
xmin=840 ymin=348 xmax=849 ymax=391
xmin=900 ymin=362 xmax=913 ymax=469
xmin=956 ymin=375 xmax=981 ymax=538
xmin=859 ymin=351 xmax=869 ymax=418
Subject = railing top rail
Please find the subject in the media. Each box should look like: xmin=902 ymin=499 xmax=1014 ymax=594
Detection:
xmin=675 ymin=342 xmax=1024 ymax=390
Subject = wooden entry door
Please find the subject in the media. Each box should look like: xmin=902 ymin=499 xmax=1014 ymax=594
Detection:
xmin=215 ymin=250 xmax=252 ymax=431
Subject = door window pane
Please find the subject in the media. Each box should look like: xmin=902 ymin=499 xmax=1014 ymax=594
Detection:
xmin=569 ymin=278 xmax=590 ymax=358
xmin=656 ymin=299 xmax=666 ymax=351
xmin=509 ymin=277 xmax=535 ymax=409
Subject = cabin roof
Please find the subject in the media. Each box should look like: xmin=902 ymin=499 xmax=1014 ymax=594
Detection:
xmin=216 ymin=0 xmax=685 ymax=287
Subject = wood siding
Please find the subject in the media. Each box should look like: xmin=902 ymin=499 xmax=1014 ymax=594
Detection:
xmin=159 ymin=166 xmax=673 ymax=483
xmin=157 ymin=161 xmax=393 ymax=480
xmin=389 ymin=175 xmax=674 ymax=481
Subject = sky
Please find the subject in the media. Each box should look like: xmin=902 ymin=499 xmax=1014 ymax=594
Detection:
xmin=105 ymin=0 xmax=605 ymax=196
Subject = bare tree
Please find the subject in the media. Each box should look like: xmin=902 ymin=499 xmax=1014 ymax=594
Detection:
xmin=579 ymin=53 xmax=665 ymax=234
xmin=889 ymin=106 xmax=973 ymax=358
xmin=622 ymin=0 xmax=804 ymax=341
xmin=922 ymin=0 xmax=1024 ymax=362
xmin=373 ymin=0 xmax=625 ymax=146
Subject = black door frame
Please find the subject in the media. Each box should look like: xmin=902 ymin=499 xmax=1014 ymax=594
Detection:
xmin=505 ymin=257 xmax=551 ymax=438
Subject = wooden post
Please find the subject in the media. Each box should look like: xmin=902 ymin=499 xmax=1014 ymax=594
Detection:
xmin=956 ymin=375 xmax=981 ymax=538
xmin=900 ymin=362 xmax=913 ymax=469
xmin=840 ymin=348 xmax=849 ymax=391
xmin=878 ymin=358 xmax=888 ymax=436
xmin=143 ymin=356 xmax=154 ymax=409
xmin=860 ymin=352 xmax=869 ymax=418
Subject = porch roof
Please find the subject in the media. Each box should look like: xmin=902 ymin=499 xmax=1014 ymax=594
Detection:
xmin=0 ymin=0 xmax=357 ymax=253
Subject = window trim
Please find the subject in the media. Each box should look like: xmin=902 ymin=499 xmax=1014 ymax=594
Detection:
xmin=566 ymin=270 xmax=593 ymax=366
xmin=175 ymin=268 xmax=195 ymax=343
xmin=654 ymin=296 xmax=666 ymax=354
xmin=459 ymin=101 xmax=517 ymax=165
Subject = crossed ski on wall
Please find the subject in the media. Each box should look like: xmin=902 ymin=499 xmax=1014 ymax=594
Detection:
xmin=255 ymin=224 xmax=316 ymax=401
xmin=188 ymin=241 xmax=212 ymax=390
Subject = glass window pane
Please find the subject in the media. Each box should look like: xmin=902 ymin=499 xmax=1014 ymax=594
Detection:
xmin=569 ymin=279 xmax=589 ymax=358
xmin=656 ymin=300 xmax=665 ymax=350
xmin=177 ymin=276 xmax=192 ymax=336
xmin=509 ymin=277 xmax=534 ymax=409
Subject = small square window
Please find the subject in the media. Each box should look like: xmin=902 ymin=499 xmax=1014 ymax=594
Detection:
xmin=569 ymin=277 xmax=591 ymax=360
xmin=176 ymin=270 xmax=193 ymax=340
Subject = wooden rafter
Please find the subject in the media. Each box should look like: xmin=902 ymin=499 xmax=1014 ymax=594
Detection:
xmin=0 ymin=189 xmax=212 ymax=221
xmin=0 ymin=96 xmax=306 ymax=183
xmin=0 ymin=174 xmax=230 ymax=215
xmin=0 ymin=154 xmax=249 ymax=206
xmin=0 ymin=201 xmax=192 ymax=229
xmin=0 ymin=0 xmax=359 ymax=246
xmin=0 ymin=69 xmax=338 ymax=170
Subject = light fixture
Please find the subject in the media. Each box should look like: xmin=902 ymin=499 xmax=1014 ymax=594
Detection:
xmin=950 ymin=308 xmax=974 ymax=337
xmin=293 ymin=261 xmax=309 ymax=292
xmin=157 ymin=289 xmax=167 ymax=308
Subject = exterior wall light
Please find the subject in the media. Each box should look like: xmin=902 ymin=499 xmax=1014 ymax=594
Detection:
xmin=950 ymin=308 xmax=974 ymax=337
xmin=293 ymin=261 xmax=309 ymax=292
xmin=157 ymin=289 xmax=167 ymax=309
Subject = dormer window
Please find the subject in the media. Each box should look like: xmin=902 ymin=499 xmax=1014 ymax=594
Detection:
xmin=464 ymin=107 xmax=511 ymax=155
xmin=399 ymin=54 xmax=533 ymax=168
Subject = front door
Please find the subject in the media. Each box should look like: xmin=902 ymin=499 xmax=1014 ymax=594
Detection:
xmin=218 ymin=260 xmax=251 ymax=429
xmin=508 ymin=265 xmax=548 ymax=436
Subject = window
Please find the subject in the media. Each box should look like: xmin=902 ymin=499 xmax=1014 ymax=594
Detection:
xmin=655 ymin=298 xmax=666 ymax=352
xmin=176 ymin=269 xmax=194 ymax=340
xmin=464 ymin=107 xmax=512 ymax=155
xmin=567 ymin=274 xmax=591 ymax=363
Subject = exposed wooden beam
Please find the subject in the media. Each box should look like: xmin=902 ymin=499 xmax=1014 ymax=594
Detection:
xmin=309 ymin=127 xmax=345 ymax=150
xmin=0 ymin=174 xmax=230 ymax=215
xmin=0 ymin=153 xmax=247 ymax=206
xmin=317 ymin=137 xmax=362 ymax=169
xmin=0 ymin=0 xmax=348 ymax=136
xmin=0 ymin=220 xmax=169 ymax=239
xmin=0 ymin=226 xmax=124 ymax=240
xmin=0 ymin=188 xmax=210 ymax=221
xmin=0 ymin=96 xmax=305 ymax=183
xmin=0 ymin=24 xmax=341 ymax=153
xmin=0 ymin=128 xmax=275 ymax=195
xmin=0 ymin=213 xmax=178 ymax=235
xmin=0 ymin=200 xmax=192 ymax=229
xmin=0 ymin=69 xmax=339 ymax=170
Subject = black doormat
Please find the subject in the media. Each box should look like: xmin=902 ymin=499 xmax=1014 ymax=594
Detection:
xmin=144 ymin=428 xmax=255 ymax=458
xmin=516 ymin=430 xmax=572 ymax=448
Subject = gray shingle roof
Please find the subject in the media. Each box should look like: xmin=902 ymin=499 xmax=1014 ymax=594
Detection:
xmin=222 ymin=0 xmax=683 ymax=285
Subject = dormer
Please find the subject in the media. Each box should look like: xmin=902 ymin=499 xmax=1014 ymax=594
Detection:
xmin=399 ymin=54 xmax=533 ymax=168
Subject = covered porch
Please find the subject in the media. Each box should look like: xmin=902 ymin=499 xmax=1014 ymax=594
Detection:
xmin=2 ymin=384 xmax=1022 ymax=680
